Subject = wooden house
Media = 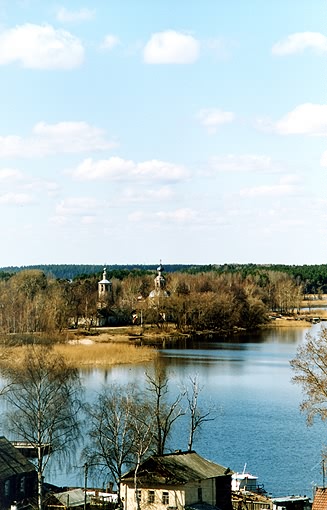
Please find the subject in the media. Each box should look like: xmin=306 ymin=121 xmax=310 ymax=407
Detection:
xmin=120 ymin=450 xmax=233 ymax=510
xmin=0 ymin=436 xmax=37 ymax=510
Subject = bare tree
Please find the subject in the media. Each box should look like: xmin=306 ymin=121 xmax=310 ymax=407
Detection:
xmin=129 ymin=399 xmax=156 ymax=510
xmin=4 ymin=345 xmax=82 ymax=510
xmin=290 ymin=327 xmax=327 ymax=425
xmin=186 ymin=375 xmax=213 ymax=451
xmin=145 ymin=364 xmax=185 ymax=455
xmin=83 ymin=384 xmax=154 ymax=502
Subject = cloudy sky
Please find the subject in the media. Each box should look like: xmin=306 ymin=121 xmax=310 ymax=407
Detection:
xmin=0 ymin=0 xmax=325 ymax=266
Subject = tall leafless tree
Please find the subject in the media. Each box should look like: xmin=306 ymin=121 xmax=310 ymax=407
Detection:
xmin=290 ymin=327 xmax=327 ymax=425
xmin=186 ymin=375 xmax=213 ymax=451
xmin=4 ymin=345 xmax=82 ymax=510
xmin=83 ymin=384 xmax=155 ymax=502
xmin=145 ymin=364 xmax=185 ymax=455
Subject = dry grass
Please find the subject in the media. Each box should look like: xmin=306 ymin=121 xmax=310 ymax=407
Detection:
xmin=265 ymin=318 xmax=312 ymax=328
xmin=55 ymin=342 xmax=157 ymax=368
xmin=0 ymin=341 xmax=158 ymax=370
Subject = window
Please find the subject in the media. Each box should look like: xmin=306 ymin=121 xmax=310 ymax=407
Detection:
xmin=148 ymin=490 xmax=155 ymax=504
xmin=162 ymin=492 xmax=169 ymax=505
xmin=198 ymin=488 xmax=202 ymax=502
xmin=4 ymin=480 xmax=10 ymax=497
xmin=20 ymin=477 xmax=25 ymax=494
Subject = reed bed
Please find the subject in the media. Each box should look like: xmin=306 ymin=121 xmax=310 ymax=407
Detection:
xmin=54 ymin=341 xmax=158 ymax=368
xmin=0 ymin=341 xmax=158 ymax=370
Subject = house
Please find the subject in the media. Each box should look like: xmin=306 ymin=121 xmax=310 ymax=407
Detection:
xmin=120 ymin=450 xmax=233 ymax=510
xmin=0 ymin=436 xmax=37 ymax=510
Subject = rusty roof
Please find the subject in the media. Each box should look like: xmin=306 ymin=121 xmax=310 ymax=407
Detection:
xmin=121 ymin=451 xmax=232 ymax=486
xmin=313 ymin=488 xmax=327 ymax=510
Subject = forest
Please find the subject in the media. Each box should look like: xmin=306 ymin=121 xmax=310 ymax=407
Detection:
xmin=0 ymin=263 xmax=326 ymax=293
xmin=0 ymin=264 xmax=313 ymax=338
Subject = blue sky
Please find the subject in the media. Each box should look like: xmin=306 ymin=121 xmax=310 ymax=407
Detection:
xmin=0 ymin=0 xmax=325 ymax=266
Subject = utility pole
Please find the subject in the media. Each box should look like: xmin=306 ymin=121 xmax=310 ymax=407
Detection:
xmin=84 ymin=462 xmax=88 ymax=510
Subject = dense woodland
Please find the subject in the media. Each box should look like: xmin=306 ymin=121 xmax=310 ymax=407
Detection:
xmin=1 ymin=263 xmax=326 ymax=293
xmin=0 ymin=263 xmax=318 ymax=338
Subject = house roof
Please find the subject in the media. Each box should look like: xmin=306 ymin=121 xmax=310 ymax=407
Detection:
xmin=186 ymin=503 xmax=221 ymax=510
xmin=0 ymin=436 xmax=36 ymax=480
xmin=51 ymin=489 xmax=91 ymax=508
xmin=121 ymin=451 xmax=232 ymax=486
xmin=312 ymin=488 xmax=327 ymax=510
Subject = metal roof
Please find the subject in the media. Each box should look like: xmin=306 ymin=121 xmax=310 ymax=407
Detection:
xmin=54 ymin=489 xmax=91 ymax=508
xmin=121 ymin=451 xmax=232 ymax=486
xmin=0 ymin=436 xmax=36 ymax=480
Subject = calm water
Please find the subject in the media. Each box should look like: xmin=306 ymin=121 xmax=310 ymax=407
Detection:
xmin=47 ymin=323 xmax=327 ymax=499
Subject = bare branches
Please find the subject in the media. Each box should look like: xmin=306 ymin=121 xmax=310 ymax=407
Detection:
xmin=4 ymin=345 xmax=82 ymax=510
xmin=291 ymin=327 xmax=327 ymax=424
xmin=186 ymin=374 xmax=214 ymax=451
xmin=145 ymin=365 xmax=185 ymax=455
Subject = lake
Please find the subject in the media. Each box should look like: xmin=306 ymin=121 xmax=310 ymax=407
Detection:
xmin=47 ymin=323 xmax=326 ymax=500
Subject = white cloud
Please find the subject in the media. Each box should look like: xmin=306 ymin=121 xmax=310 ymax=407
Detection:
xmin=0 ymin=24 xmax=84 ymax=69
xmin=143 ymin=30 xmax=200 ymax=64
xmin=274 ymin=103 xmax=327 ymax=135
xmin=0 ymin=168 xmax=23 ymax=181
xmin=56 ymin=7 xmax=95 ymax=23
xmin=0 ymin=192 xmax=34 ymax=205
xmin=239 ymin=176 xmax=300 ymax=198
xmin=122 ymin=186 xmax=175 ymax=202
xmin=129 ymin=208 xmax=197 ymax=224
xmin=209 ymin=154 xmax=281 ymax=173
xmin=272 ymin=32 xmax=327 ymax=55
xmin=23 ymin=179 xmax=60 ymax=196
xmin=256 ymin=103 xmax=327 ymax=136
xmin=197 ymin=108 xmax=235 ymax=133
xmin=0 ymin=121 xmax=116 ymax=158
xmin=55 ymin=197 xmax=99 ymax=216
xmin=156 ymin=208 xmax=197 ymax=222
xmin=72 ymin=157 xmax=189 ymax=182
xmin=100 ymin=34 xmax=120 ymax=51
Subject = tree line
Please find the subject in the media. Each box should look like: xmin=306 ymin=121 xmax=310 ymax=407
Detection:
xmin=0 ymin=267 xmax=309 ymax=338
xmin=1 ymin=263 xmax=326 ymax=293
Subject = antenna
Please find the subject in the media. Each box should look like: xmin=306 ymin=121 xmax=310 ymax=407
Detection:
xmin=323 ymin=459 xmax=325 ymax=488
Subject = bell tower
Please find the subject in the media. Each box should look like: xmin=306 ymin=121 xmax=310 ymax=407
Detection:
xmin=98 ymin=268 xmax=112 ymax=305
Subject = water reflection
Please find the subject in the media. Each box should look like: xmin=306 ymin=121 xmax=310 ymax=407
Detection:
xmin=47 ymin=323 xmax=325 ymax=499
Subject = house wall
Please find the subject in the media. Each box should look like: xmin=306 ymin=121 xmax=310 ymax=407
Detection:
xmin=121 ymin=483 xmax=185 ymax=510
xmin=184 ymin=478 xmax=216 ymax=506
xmin=121 ymin=478 xmax=218 ymax=510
